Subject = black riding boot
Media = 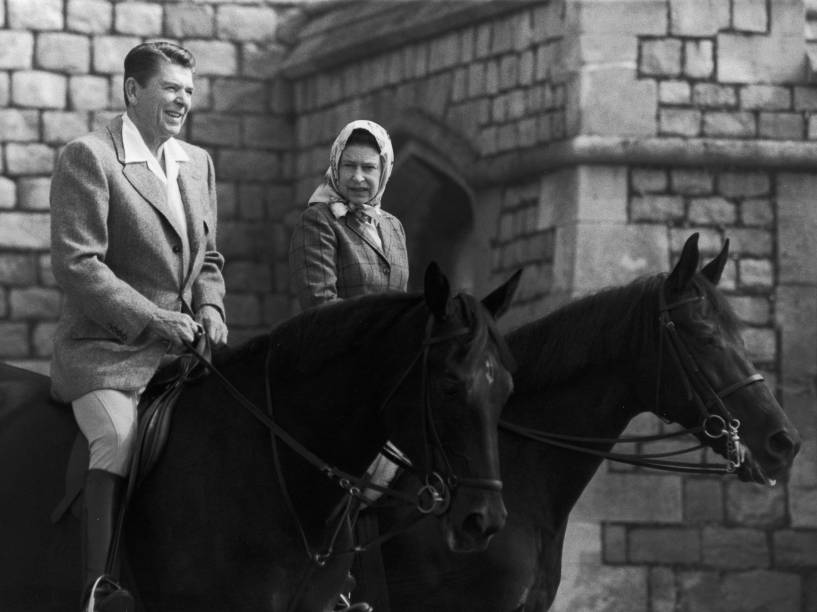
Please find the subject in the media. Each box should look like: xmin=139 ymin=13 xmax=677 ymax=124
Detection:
xmin=80 ymin=469 xmax=134 ymax=612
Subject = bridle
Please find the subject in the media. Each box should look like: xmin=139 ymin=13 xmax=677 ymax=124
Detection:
xmin=184 ymin=305 xmax=503 ymax=569
xmin=500 ymin=278 xmax=765 ymax=475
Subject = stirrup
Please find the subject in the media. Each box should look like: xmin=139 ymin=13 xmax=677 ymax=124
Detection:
xmin=334 ymin=593 xmax=374 ymax=612
xmin=83 ymin=575 xmax=134 ymax=612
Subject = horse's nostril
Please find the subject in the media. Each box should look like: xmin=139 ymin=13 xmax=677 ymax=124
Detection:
xmin=462 ymin=512 xmax=487 ymax=538
xmin=768 ymin=430 xmax=800 ymax=460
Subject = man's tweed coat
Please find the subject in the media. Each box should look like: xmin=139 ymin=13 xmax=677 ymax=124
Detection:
xmin=289 ymin=202 xmax=409 ymax=309
xmin=49 ymin=115 xmax=226 ymax=402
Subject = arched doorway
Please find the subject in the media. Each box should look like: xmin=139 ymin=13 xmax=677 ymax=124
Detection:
xmin=382 ymin=151 xmax=476 ymax=294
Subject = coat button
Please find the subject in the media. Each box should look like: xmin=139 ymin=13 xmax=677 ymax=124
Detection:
xmin=172 ymin=244 xmax=181 ymax=254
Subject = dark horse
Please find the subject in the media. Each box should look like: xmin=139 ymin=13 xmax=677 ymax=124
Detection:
xmin=362 ymin=234 xmax=801 ymax=611
xmin=0 ymin=264 xmax=519 ymax=612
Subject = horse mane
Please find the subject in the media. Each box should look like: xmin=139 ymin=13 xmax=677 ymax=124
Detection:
xmin=508 ymin=271 xmax=742 ymax=394
xmin=213 ymin=290 xmax=515 ymax=376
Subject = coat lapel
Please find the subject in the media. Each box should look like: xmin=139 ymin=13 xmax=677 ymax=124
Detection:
xmin=110 ymin=117 xmax=186 ymax=243
xmin=345 ymin=215 xmax=387 ymax=262
xmin=177 ymin=161 xmax=204 ymax=285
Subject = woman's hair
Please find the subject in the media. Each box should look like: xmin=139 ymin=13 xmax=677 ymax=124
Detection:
xmin=123 ymin=41 xmax=196 ymax=106
xmin=345 ymin=128 xmax=381 ymax=152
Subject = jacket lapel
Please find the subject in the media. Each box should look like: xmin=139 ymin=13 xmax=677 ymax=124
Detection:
xmin=345 ymin=215 xmax=387 ymax=262
xmin=110 ymin=117 xmax=186 ymax=242
xmin=177 ymin=161 xmax=202 ymax=282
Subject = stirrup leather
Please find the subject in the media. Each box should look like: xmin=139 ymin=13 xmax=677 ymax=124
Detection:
xmin=83 ymin=575 xmax=133 ymax=612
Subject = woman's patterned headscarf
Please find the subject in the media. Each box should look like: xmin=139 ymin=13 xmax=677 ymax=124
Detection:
xmin=307 ymin=120 xmax=394 ymax=216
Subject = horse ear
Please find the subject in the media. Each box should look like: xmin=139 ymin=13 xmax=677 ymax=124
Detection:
xmin=424 ymin=261 xmax=452 ymax=320
xmin=482 ymin=269 xmax=522 ymax=320
xmin=667 ymin=233 xmax=700 ymax=291
xmin=700 ymin=238 xmax=730 ymax=286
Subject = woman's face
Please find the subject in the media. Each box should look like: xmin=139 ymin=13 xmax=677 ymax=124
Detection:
xmin=338 ymin=143 xmax=381 ymax=206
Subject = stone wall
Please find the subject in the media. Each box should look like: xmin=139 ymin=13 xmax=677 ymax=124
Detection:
xmin=0 ymin=0 xmax=303 ymax=372
xmin=2 ymin=0 xmax=817 ymax=610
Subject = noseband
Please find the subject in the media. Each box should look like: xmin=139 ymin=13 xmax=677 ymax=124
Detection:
xmin=657 ymin=282 xmax=764 ymax=472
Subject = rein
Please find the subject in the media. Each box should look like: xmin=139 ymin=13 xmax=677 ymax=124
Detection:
xmin=182 ymin=308 xmax=501 ymax=568
xmin=500 ymin=279 xmax=764 ymax=476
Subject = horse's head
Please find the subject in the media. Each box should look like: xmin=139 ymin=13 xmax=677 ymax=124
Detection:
xmin=649 ymin=233 xmax=800 ymax=484
xmin=388 ymin=263 xmax=519 ymax=553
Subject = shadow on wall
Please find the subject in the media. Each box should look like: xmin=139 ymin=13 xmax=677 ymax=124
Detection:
xmin=383 ymin=154 xmax=476 ymax=294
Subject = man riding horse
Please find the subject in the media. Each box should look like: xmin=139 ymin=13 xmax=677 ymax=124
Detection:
xmin=49 ymin=41 xmax=227 ymax=611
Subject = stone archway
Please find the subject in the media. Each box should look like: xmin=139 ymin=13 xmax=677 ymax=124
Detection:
xmin=382 ymin=143 xmax=476 ymax=294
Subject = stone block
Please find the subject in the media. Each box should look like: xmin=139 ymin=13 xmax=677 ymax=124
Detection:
xmin=498 ymin=54 xmax=518 ymax=91
xmin=9 ymin=287 xmax=61 ymax=320
xmin=684 ymin=478 xmax=724 ymax=522
xmin=216 ymin=5 xmax=277 ymax=42
xmin=740 ymin=85 xmax=791 ymax=110
xmin=12 ymin=71 xmax=66 ymax=109
xmin=777 ymin=173 xmax=817 ymax=283
xmin=629 ymin=527 xmax=700 ymax=563
xmin=733 ymin=0 xmax=769 ymax=32
xmin=640 ymin=38 xmax=682 ymax=77
xmin=566 ymin=0 xmax=668 ymax=35
xmin=688 ymin=196 xmax=737 ymax=225
xmin=262 ymin=294 xmax=290 ymax=327
xmin=739 ymin=258 xmax=774 ymax=287
xmin=650 ymin=567 xmax=676 ymax=612
xmin=685 ymin=40 xmax=714 ymax=79
xmin=568 ymin=33 xmax=638 ymax=65
xmin=728 ymin=295 xmax=770 ymax=324
xmin=67 ymin=0 xmax=112 ymax=34
xmin=0 ymin=31 xmax=34 ymax=69
xmin=669 ymin=0 xmax=730 ymax=35
xmin=0 ymin=254 xmax=36 ymax=284
xmin=37 ymin=33 xmax=91 ymax=74
xmin=211 ymin=78 xmax=266 ymax=113
xmin=185 ymin=40 xmax=238 ymax=77
xmin=742 ymin=326 xmax=776 ymax=361
xmin=0 ymin=73 xmax=8 ymax=106
xmin=165 ymin=3 xmax=214 ymax=38
xmin=0 ymin=109 xmax=39 ymax=142
xmin=702 ymin=111 xmax=755 ymax=137
xmin=243 ymin=43 xmax=287 ymax=80
xmin=808 ymin=116 xmax=817 ymax=140
xmin=5 ymin=144 xmax=54 ymax=176
xmin=17 ymin=177 xmax=51 ymax=210
xmin=0 ymin=177 xmax=15 ymax=209
xmin=659 ymin=108 xmax=701 ymax=136
xmin=217 ymin=149 xmax=279 ymax=182
xmin=693 ymin=83 xmax=737 ymax=108
xmin=69 ymin=75 xmax=109 ymax=111
xmin=0 ymin=322 xmax=30 ymax=358
xmin=719 ymin=171 xmax=770 ymax=197
xmin=659 ymin=80 xmax=690 ymax=104
xmin=717 ymin=33 xmax=806 ymax=84
xmin=0 ymin=212 xmax=50 ymax=248
xmin=43 ymin=111 xmax=89 ymax=145
xmin=631 ymin=194 xmax=684 ymax=222
xmin=190 ymin=113 xmax=241 ymax=147
xmin=774 ymin=529 xmax=817 ymax=566
xmin=223 ymin=261 xmax=271 ymax=292
xmin=32 ymin=322 xmax=56 ymax=357
xmin=114 ymin=2 xmax=162 ymax=36
xmin=702 ymin=527 xmax=769 ymax=568
xmin=794 ymin=86 xmax=817 ymax=110
xmin=602 ymin=524 xmax=627 ymax=563
xmin=671 ymin=168 xmax=715 ymax=195
xmin=720 ymin=570 xmax=801 ymax=611
xmin=758 ymin=112 xmax=804 ymax=140
xmin=39 ymin=254 xmax=54 ymax=288
xmin=776 ymin=285 xmax=817 ymax=379
xmin=8 ymin=0 xmax=62 ymax=30
xmin=790 ymin=486 xmax=817 ymax=528
xmin=93 ymin=36 xmax=141 ymax=74
xmin=631 ymin=168 xmax=668 ymax=193
xmin=573 ymin=469 xmax=682 ymax=522
xmin=578 ymin=66 xmax=657 ymax=136
xmin=223 ymin=293 xmax=261 ymax=327
xmin=428 ymin=32 xmax=460 ymax=73
xmin=237 ymin=184 xmax=266 ymax=221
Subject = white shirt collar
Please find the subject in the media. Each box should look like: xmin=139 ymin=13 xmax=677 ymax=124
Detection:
xmin=121 ymin=113 xmax=189 ymax=166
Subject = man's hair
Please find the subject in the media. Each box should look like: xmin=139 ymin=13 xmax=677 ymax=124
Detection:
xmin=345 ymin=128 xmax=381 ymax=152
xmin=123 ymin=41 xmax=196 ymax=106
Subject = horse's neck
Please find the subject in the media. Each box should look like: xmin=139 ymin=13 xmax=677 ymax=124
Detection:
xmin=509 ymin=282 xmax=656 ymax=394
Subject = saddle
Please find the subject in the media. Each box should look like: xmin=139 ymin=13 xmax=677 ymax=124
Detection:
xmin=50 ymin=341 xmax=211 ymax=524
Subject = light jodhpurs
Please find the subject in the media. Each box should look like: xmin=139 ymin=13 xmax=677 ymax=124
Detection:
xmin=72 ymin=389 xmax=141 ymax=477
